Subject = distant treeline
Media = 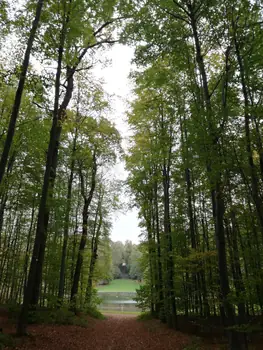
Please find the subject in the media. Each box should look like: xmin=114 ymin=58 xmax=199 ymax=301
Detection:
xmin=110 ymin=240 xmax=142 ymax=281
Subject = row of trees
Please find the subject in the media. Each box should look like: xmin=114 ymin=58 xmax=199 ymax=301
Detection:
xmin=0 ymin=0 xmax=123 ymax=335
xmin=125 ymin=0 xmax=263 ymax=349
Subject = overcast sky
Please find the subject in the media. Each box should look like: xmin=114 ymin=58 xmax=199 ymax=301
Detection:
xmin=93 ymin=44 xmax=141 ymax=244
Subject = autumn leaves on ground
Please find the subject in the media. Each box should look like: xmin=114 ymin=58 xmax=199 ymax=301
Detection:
xmin=2 ymin=313 xmax=213 ymax=350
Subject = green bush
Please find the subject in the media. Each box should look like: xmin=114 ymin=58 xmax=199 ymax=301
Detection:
xmin=133 ymin=285 xmax=151 ymax=312
xmin=28 ymin=308 xmax=88 ymax=327
xmin=48 ymin=309 xmax=76 ymax=325
xmin=85 ymin=307 xmax=104 ymax=320
xmin=137 ymin=312 xmax=154 ymax=321
xmin=87 ymin=288 xmax=102 ymax=308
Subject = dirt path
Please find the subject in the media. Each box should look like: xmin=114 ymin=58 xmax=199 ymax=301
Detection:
xmin=8 ymin=314 xmax=193 ymax=350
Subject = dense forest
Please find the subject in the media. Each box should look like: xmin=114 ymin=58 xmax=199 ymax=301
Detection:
xmin=1 ymin=0 xmax=263 ymax=349
xmin=124 ymin=1 xmax=263 ymax=349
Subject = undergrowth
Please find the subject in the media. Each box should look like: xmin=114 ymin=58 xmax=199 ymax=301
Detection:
xmin=182 ymin=336 xmax=202 ymax=350
xmin=137 ymin=311 xmax=154 ymax=321
xmin=85 ymin=307 xmax=104 ymax=320
xmin=27 ymin=308 xmax=88 ymax=327
xmin=7 ymin=304 xmax=104 ymax=327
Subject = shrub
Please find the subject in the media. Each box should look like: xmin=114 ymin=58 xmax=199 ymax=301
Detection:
xmin=27 ymin=308 xmax=88 ymax=327
xmin=85 ymin=307 xmax=104 ymax=320
xmin=137 ymin=312 xmax=154 ymax=321
xmin=133 ymin=285 xmax=151 ymax=312
xmin=87 ymin=288 xmax=102 ymax=309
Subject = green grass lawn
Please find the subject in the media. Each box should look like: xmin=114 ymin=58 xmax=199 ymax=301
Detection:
xmin=96 ymin=279 xmax=141 ymax=292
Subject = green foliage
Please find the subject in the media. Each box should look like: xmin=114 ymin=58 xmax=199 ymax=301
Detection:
xmin=85 ymin=307 xmax=105 ymax=320
xmin=87 ymin=288 xmax=103 ymax=309
xmin=27 ymin=308 xmax=88 ymax=327
xmin=137 ymin=311 xmax=154 ymax=321
xmin=227 ymin=323 xmax=263 ymax=334
xmin=129 ymin=246 xmax=143 ymax=280
xmin=110 ymin=240 xmax=143 ymax=280
xmin=133 ymin=285 xmax=151 ymax=312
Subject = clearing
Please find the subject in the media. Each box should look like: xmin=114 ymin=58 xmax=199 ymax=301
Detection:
xmin=96 ymin=279 xmax=141 ymax=292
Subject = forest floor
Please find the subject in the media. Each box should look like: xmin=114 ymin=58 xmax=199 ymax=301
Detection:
xmin=2 ymin=312 xmax=263 ymax=350
xmin=1 ymin=313 xmax=226 ymax=350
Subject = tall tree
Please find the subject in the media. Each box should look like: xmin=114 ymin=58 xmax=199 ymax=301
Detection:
xmin=0 ymin=0 xmax=44 ymax=185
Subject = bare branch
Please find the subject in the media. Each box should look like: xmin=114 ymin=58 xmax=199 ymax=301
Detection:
xmin=75 ymin=65 xmax=93 ymax=73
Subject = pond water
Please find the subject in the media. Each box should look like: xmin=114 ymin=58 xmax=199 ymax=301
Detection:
xmin=98 ymin=292 xmax=139 ymax=313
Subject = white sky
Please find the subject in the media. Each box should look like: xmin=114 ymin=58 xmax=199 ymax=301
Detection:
xmin=93 ymin=44 xmax=141 ymax=244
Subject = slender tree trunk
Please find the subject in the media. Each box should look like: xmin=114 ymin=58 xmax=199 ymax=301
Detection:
xmin=30 ymin=65 xmax=74 ymax=306
xmin=0 ymin=152 xmax=16 ymax=249
xmin=153 ymin=176 xmax=164 ymax=318
xmin=70 ymin=204 xmax=79 ymax=296
xmin=58 ymin=130 xmax=77 ymax=304
xmin=17 ymin=10 xmax=68 ymax=335
xmin=145 ymin=206 xmax=156 ymax=316
xmin=162 ymin=156 xmax=177 ymax=329
xmin=70 ymin=154 xmax=97 ymax=309
xmin=86 ymin=196 xmax=103 ymax=305
xmin=233 ymin=22 xmax=263 ymax=241
xmin=0 ymin=0 xmax=44 ymax=185
xmin=23 ymin=199 xmax=36 ymax=294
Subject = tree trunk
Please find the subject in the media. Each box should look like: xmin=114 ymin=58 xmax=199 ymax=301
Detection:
xmin=70 ymin=154 xmax=97 ymax=309
xmin=58 ymin=129 xmax=77 ymax=304
xmin=162 ymin=156 xmax=177 ymax=329
xmin=233 ymin=21 xmax=263 ymax=241
xmin=86 ymin=195 xmax=103 ymax=305
xmin=30 ymin=65 xmax=74 ymax=306
xmin=17 ymin=9 xmax=67 ymax=335
xmin=187 ymin=4 xmax=244 ymax=348
xmin=153 ymin=176 xmax=164 ymax=318
xmin=0 ymin=0 xmax=44 ymax=185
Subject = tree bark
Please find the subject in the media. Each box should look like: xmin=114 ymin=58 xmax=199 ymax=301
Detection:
xmin=57 ymin=130 xmax=77 ymax=304
xmin=85 ymin=194 xmax=103 ymax=305
xmin=70 ymin=153 xmax=97 ymax=309
xmin=162 ymin=148 xmax=177 ymax=329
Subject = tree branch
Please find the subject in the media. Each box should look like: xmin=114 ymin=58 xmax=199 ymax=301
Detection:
xmin=172 ymin=0 xmax=191 ymax=16
xmin=158 ymin=5 xmax=190 ymax=24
